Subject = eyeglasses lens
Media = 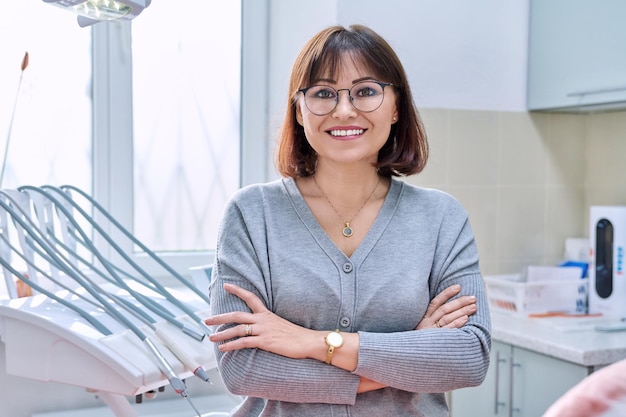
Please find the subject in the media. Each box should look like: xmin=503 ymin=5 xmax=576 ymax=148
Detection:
xmin=303 ymin=81 xmax=386 ymax=116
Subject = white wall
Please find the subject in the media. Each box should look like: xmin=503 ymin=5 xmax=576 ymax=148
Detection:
xmin=265 ymin=0 xmax=529 ymax=125
xmin=336 ymin=0 xmax=529 ymax=112
xmin=262 ymin=0 xmax=529 ymax=179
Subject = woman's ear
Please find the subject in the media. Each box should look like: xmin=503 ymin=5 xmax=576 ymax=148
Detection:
xmin=392 ymin=111 xmax=399 ymax=124
xmin=296 ymin=104 xmax=304 ymax=126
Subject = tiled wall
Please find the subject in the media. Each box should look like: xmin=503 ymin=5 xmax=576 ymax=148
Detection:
xmin=405 ymin=108 xmax=626 ymax=276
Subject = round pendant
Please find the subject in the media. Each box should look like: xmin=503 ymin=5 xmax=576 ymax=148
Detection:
xmin=342 ymin=225 xmax=353 ymax=237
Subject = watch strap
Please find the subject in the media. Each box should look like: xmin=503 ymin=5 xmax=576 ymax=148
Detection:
xmin=325 ymin=345 xmax=336 ymax=364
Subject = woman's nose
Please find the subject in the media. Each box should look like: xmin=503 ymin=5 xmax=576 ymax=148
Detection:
xmin=333 ymin=89 xmax=357 ymax=118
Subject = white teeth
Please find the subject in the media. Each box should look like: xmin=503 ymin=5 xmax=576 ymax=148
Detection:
xmin=329 ymin=129 xmax=364 ymax=137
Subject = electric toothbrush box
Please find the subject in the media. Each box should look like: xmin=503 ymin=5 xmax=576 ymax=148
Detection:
xmin=588 ymin=206 xmax=626 ymax=318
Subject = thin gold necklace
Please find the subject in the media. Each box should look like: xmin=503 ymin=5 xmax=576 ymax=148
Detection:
xmin=312 ymin=175 xmax=380 ymax=237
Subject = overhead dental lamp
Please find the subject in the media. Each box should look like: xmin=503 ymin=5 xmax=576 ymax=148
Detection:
xmin=43 ymin=0 xmax=152 ymax=27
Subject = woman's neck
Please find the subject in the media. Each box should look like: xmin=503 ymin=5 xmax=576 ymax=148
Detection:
xmin=312 ymin=168 xmax=381 ymax=201
xmin=314 ymin=156 xmax=380 ymax=188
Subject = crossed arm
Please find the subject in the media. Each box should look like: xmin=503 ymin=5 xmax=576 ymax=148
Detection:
xmin=205 ymin=283 xmax=477 ymax=393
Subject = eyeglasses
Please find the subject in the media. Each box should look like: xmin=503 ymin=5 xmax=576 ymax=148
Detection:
xmin=298 ymin=80 xmax=394 ymax=116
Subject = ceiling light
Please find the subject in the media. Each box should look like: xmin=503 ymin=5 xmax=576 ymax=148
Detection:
xmin=43 ymin=0 xmax=152 ymax=27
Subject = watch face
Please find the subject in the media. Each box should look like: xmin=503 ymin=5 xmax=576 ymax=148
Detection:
xmin=327 ymin=332 xmax=343 ymax=347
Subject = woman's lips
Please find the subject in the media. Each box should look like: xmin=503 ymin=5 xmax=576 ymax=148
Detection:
xmin=327 ymin=128 xmax=366 ymax=139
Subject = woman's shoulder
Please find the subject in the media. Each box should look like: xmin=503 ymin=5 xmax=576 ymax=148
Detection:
xmin=233 ymin=179 xmax=286 ymax=198
xmin=395 ymin=179 xmax=464 ymax=210
xmin=230 ymin=178 xmax=287 ymax=203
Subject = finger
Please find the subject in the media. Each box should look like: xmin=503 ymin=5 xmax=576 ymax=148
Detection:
xmin=223 ymin=283 xmax=267 ymax=313
xmin=437 ymin=295 xmax=477 ymax=316
xmin=204 ymin=310 xmax=255 ymax=326
xmin=442 ymin=315 xmax=469 ymax=329
xmin=209 ymin=323 xmax=252 ymax=343
xmin=424 ymin=284 xmax=461 ymax=316
xmin=432 ymin=284 xmax=462 ymax=306
xmin=439 ymin=303 xmax=477 ymax=328
xmin=214 ymin=335 xmax=258 ymax=352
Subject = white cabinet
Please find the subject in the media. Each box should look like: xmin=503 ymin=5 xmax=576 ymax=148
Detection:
xmin=527 ymin=0 xmax=626 ymax=112
xmin=450 ymin=340 xmax=590 ymax=417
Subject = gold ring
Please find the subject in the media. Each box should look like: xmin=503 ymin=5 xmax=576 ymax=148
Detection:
xmin=244 ymin=324 xmax=252 ymax=337
xmin=436 ymin=320 xmax=442 ymax=328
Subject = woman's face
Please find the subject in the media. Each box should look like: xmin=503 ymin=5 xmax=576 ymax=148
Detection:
xmin=296 ymin=55 xmax=398 ymax=169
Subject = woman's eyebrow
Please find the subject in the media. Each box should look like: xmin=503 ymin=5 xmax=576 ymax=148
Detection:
xmin=311 ymin=76 xmax=377 ymax=85
xmin=352 ymin=76 xmax=376 ymax=83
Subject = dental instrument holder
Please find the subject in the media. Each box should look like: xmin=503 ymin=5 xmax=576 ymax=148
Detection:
xmin=0 ymin=187 xmax=216 ymax=416
xmin=0 ymin=292 xmax=215 ymax=416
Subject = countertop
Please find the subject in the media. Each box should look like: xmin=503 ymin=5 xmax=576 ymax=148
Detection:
xmin=491 ymin=312 xmax=626 ymax=367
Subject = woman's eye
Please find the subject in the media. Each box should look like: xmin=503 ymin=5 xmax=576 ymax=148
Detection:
xmin=313 ymin=88 xmax=336 ymax=99
xmin=355 ymin=86 xmax=377 ymax=98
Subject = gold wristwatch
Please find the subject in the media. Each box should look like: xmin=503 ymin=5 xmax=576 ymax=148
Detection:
xmin=324 ymin=329 xmax=343 ymax=364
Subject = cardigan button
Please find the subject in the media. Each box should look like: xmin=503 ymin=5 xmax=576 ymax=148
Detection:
xmin=342 ymin=262 xmax=353 ymax=273
xmin=339 ymin=317 xmax=351 ymax=327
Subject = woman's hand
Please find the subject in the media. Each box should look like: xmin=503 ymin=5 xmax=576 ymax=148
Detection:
xmin=205 ymin=283 xmax=321 ymax=359
xmin=416 ymin=284 xmax=477 ymax=330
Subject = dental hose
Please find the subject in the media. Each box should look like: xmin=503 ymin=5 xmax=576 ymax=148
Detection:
xmin=0 ymin=192 xmax=190 ymax=397
xmin=4 ymin=190 xmax=212 ymax=385
xmin=6 ymin=233 xmax=211 ymax=385
xmin=24 ymin=221 xmax=212 ymax=384
xmin=58 ymin=185 xmax=210 ymax=303
xmin=0 ymin=262 xmax=199 ymax=407
xmin=0 ymin=252 xmax=113 ymax=335
xmin=111 ymin=294 xmax=211 ymax=383
xmin=23 ymin=186 xmax=213 ymax=337
xmin=29 ymin=230 xmax=206 ymax=342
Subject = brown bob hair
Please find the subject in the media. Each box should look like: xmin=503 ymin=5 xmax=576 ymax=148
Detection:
xmin=275 ymin=24 xmax=428 ymax=178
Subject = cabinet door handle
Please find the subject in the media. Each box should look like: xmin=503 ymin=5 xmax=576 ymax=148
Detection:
xmin=567 ymin=85 xmax=626 ymax=97
xmin=494 ymin=351 xmax=507 ymax=414
xmin=509 ymin=360 xmax=521 ymax=415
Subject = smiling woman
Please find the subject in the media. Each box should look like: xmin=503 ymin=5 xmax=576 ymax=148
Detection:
xmin=206 ymin=24 xmax=489 ymax=417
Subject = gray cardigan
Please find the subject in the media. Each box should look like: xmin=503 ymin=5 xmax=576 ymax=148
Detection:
xmin=209 ymin=177 xmax=491 ymax=417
